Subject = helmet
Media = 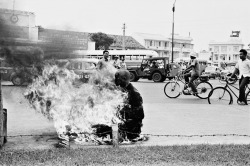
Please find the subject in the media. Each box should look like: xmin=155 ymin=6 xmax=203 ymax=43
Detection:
xmin=190 ymin=53 xmax=197 ymax=58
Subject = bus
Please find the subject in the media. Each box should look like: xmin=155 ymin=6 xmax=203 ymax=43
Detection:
xmin=74 ymin=50 xmax=159 ymax=66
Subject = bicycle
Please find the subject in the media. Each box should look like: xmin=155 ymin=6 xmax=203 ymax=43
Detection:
xmin=218 ymin=73 xmax=238 ymax=85
xmin=208 ymin=77 xmax=250 ymax=105
xmin=164 ymin=71 xmax=213 ymax=99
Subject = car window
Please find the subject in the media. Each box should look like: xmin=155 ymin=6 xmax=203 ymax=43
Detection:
xmin=82 ymin=62 xmax=96 ymax=70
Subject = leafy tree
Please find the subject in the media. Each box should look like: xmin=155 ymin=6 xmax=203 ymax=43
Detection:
xmin=90 ymin=32 xmax=115 ymax=50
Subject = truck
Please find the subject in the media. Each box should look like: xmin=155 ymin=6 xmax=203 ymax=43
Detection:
xmin=127 ymin=57 xmax=181 ymax=82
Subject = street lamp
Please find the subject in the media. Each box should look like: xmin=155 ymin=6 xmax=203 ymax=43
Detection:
xmin=171 ymin=0 xmax=176 ymax=63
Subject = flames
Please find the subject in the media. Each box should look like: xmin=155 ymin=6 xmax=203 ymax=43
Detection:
xmin=24 ymin=61 xmax=127 ymax=142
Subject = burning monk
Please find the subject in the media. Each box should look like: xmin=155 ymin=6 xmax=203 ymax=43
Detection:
xmin=115 ymin=70 xmax=145 ymax=141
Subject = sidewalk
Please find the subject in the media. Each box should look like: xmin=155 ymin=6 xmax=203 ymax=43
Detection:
xmin=1 ymin=96 xmax=250 ymax=150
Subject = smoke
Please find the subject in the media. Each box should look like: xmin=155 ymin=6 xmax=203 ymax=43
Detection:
xmin=24 ymin=60 xmax=127 ymax=142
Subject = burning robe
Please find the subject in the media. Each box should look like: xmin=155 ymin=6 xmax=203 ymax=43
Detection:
xmin=24 ymin=62 xmax=127 ymax=143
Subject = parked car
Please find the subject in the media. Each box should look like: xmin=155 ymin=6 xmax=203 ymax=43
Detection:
xmin=0 ymin=59 xmax=35 ymax=86
xmin=202 ymin=66 xmax=221 ymax=79
xmin=57 ymin=58 xmax=99 ymax=83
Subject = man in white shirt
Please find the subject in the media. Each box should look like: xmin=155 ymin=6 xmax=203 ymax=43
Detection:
xmin=96 ymin=50 xmax=110 ymax=70
xmin=231 ymin=49 xmax=250 ymax=105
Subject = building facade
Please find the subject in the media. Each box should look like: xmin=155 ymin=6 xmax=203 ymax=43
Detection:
xmin=208 ymin=37 xmax=244 ymax=63
xmin=0 ymin=8 xmax=38 ymax=43
xmin=132 ymin=32 xmax=194 ymax=61
xmin=0 ymin=8 xmax=89 ymax=55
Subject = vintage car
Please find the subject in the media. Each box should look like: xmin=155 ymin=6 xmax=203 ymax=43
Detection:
xmin=0 ymin=59 xmax=34 ymax=86
xmin=127 ymin=57 xmax=181 ymax=82
xmin=202 ymin=66 xmax=221 ymax=79
xmin=58 ymin=58 xmax=99 ymax=83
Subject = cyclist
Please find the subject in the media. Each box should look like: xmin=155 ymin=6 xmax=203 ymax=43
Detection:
xmin=183 ymin=53 xmax=200 ymax=95
xmin=230 ymin=49 xmax=250 ymax=105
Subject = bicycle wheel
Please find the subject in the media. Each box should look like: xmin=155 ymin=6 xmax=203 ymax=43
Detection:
xmin=196 ymin=82 xmax=213 ymax=99
xmin=164 ymin=82 xmax=181 ymax=98
xmin=246 ymin=90 xmax=250 ymax=105
xmin=208 ymin=87 xmax=233 ymax=105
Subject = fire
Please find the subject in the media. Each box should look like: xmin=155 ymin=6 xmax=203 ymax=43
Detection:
xmin=24 ymin=61 xmax=127 ymax=142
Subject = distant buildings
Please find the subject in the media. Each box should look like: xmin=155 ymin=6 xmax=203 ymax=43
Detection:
xmin=132 ymin=33 xmax=194 ymax=61
xmin=0 ymin=8 xmax=195 ymax=61
xmin=208 ymin=35 xmax=244 ymax=63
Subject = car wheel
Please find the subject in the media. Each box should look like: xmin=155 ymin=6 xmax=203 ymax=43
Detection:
xmin=152 ymin=72 xmax=162 ymax=82
xmin=12 ymin=75 xmax=24 ymax=86
xmin=129 ymin=72 xmax=138 ymax=82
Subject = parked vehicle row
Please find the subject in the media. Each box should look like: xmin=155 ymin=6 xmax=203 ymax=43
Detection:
xmin=1 ymin=56 xmax=239 ymax=86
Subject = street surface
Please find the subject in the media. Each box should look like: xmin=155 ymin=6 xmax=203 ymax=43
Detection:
xmin=1 ymin=79 xmax=250 ymax=149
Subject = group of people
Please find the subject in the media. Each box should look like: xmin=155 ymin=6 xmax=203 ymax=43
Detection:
xmin=183 ymin=49 xmax=249 ymax=105
xmin=100 ymin=50 xmax=127 ymax=70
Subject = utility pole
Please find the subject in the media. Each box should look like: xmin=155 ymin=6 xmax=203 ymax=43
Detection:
xmin=122 ymin=23 xmax=126 ymax=50
xmin=171 ymin=0 xmax=176 ymax=63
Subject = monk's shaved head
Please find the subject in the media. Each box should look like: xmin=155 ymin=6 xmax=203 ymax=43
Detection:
xmin=115 ymin=70 xmax=131 ymax=88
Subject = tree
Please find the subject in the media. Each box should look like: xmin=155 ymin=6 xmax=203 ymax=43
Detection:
xmin=90 ymin=32 xmax=115 ymax=50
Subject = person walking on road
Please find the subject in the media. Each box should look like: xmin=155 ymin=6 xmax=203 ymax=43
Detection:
xmin=230 ymin=49 xmax=250 ymax=105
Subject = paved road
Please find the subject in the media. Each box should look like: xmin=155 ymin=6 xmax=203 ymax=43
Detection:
xmin=1 ymin=79 xmax=250 ymax=149
xmin=132 ymin=79 xmax=250 ymax=145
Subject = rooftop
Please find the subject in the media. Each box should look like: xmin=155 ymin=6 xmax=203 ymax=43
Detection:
xmin=209 ymin=37 xmax=244 ymax=45
xmin=134 ymin=32 xmax=193 ymax=42
xmin=0 ymin=8 xmax=34 ymax=15
xmin=88 ymin=33 xmax=145 ymax=49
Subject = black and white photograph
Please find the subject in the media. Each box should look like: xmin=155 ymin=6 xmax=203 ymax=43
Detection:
xmin=0 ymin=0 xmax=250 ymax=165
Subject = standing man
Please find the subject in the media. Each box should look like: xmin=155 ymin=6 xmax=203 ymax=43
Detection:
xmin=96 ymin=50 xmax=110 ymax=70
xmin=102 ymin=50 xmax=110 ymax=62
xmin=183 ymin=54 xmax=200 ymax=95
xmin=115 ymin=70 xmax=144 ymax=142
xmin=120 ymin=58 xmax=127 ymax=69
xmin=230 ymin=49 xmax=250 ymax=105
xmin=113 ymin=55 xmax=121 ymax=69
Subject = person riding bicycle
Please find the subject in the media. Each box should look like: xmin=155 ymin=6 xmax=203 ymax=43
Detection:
xmin=230 ymin=49 xmax=250 ymax=105
xmin=183 ymin=53 xmax=200 ymax=95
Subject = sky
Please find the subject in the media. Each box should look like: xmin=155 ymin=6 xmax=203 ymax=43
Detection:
xmin=1 ymin=0 xmax=250 ymax=52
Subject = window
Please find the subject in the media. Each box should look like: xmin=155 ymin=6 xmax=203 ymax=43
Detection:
xmin=159 ymin=41 xmax=161 ymax=47
xmin=233 ymin=46 xmax=239 ymax=52
xmin=150 ymin=41 xmax=152 ymax=46
xmin=221 ymin=46 xmax=227 ymax=52
xmin=214 ymin=46 xmax=219 ymax=52
xmin=215 ymin=54 xmax=218 ymax=60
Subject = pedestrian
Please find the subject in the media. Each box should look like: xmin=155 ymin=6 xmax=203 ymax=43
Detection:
xmin=183 ymin=53 xmax=200 ymax=95
xmin=96 ymin=50 xmax=110 ymax=70
xmin=230 ymin=49 xmax=250 ymax=105
xmin=115 ymin=70 xmax=145 ymax=142
xmin=113 ymin=55 xmax=121 ymax=69
xmin=120 ymin=58 xmax=127 ymax=69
